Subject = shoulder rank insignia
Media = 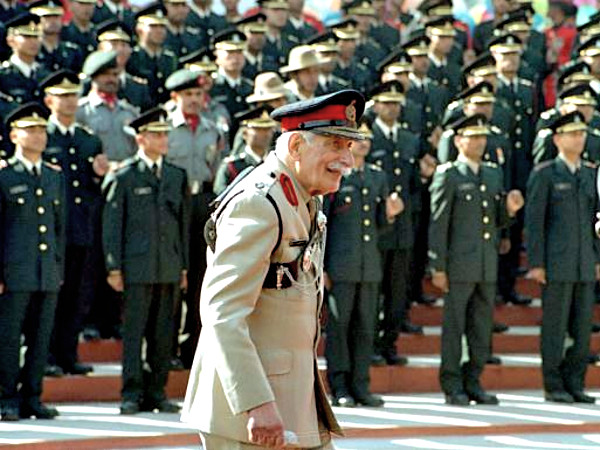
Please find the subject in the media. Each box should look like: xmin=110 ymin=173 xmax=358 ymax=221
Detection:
xmin=280 ymin=173 xmax=298 ymax=206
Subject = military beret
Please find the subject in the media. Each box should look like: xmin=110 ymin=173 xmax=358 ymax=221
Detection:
xmin=212 ymin=28 xmax=246 ymax=51
xmin=549 ymin=110 xmax=587 ymax=134
xmin=577 ymin=36 xmax=600 ymax=57
xmin=369 ymin=80 xmax=405 ymax=102
xmin=343 ymin=0 xmax=376 ymax=16
xmin=256 ymin=0 xmax=288 ymax=9
xmin=5 ymin=12 xmax=41 ymax=36
xmin=96 ymin=19 xmax=132 ymax=42
xmin=558 ymin=83 xmax=598 ymax=107
xmin=179 ymin=47 xmax=218 ymax=72
xmin=458 ymin=81 xmax=496 ymax=104
xmin=557 ymin=61 xmax=594 ymax=87
xmin=40 ymin=69 xmax=80 ymax=95
xmin=377 ymin=49 xmax=412 ymax=75
xmin=449 ymin=113 xmax=490 ymax=137
xmin=462 ymin=52 xmax=497 ymax=77
xmin=29 ymin=0 xmax=63 ymax=17
xmin=270 ymin=89 xmax=366 ymax=140
xmin=235 ymin=105 xmax=277 ymax=128
xmin=165 ymin=69 xmax=202 ymax=92
xmin=488 ymin=33 xmax=523 ymax=53
xmin=401 ymin=35 xmax=431 ymax=56
xmin=82 ymin=50 xmax=118 ymax=78
xmin=424 ymin=17 xmax=456 ymax=37
xmin=305 ymin=31 xmax=340 ymax=53
xmin=129 ymin=107 xmax=171 ymax=133
xmin=5 ymin=102 xmax=49 ymax=129
xmin=235 ymin=13 xmax=268 ymax=34
xmin=135 ymin=2 xmax=168 ymax=26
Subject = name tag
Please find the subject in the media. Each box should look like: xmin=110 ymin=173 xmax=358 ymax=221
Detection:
xmin=134 ymin=186 xmax=153 ymax=195
xmin=458 ymin=183 xmax=476 ymax=191
xmin=371 ymin=150 xmax=386 ymax=158
xmin=9 ymin=184 xmax=28 ymax=195
xmin=212 ymin=95 xmax=228 ymax=103
xmin=45 ymin=147 xmax=62 ymax=155
xmin=339 ymin=185 xmax=355 ymax=193
xmin=554 ymin=183 xmax=572 ymax=191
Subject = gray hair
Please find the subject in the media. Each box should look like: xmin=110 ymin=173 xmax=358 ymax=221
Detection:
xmin=274 ymin=130 xmax=314 ymax=158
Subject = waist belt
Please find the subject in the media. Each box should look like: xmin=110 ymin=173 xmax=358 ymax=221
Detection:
xmin=263 ymin=260 xmax=299 ymax=289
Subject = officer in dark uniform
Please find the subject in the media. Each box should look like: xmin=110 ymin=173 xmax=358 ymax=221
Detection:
xmin=214 ymin=106 xmax=277 ymax=194
xmin=237 ymin=14 xmax=279 ymax=81
xmin=29 ymin=0 xmax=84 ymax=73
xmin=60 ymin=0 xmax=97 ymax=58
xmin=0 ymin=0 xmax=26 ymax=25
xmin=0 ymin=103 xmax=66 ymax=421
xmin=329 ymin=21 xmax=373 ymax=94
xmin=363 ymin=0 xmax=399 ymax=52
xmin=210 ymin=29 xmax=254 ymax=120
xmin=367 ymin=83 xmax=424 ymax=361
xmin=91 ymin=0 xmax=135 ymax=33
xmin=126 ymin=3 xmax=178 ymax=105
xmin=185 ymin=0 xmax=227 ymax=42
xmin=103 ymin=107 xmax=190 ymax=414
xmin=425 ymin=17 xmax=462 ymax=98
xmin=259 ymin=0 xmax=299 ymax=67
xmin=163 ymin=0 xmax=205 ymax=58
xmin=526 ymin=111 xmax=599 ymax=404
xmin=40 ymin=70 xmax=107 ymax=376
xmin=429 ymin=114 xmax=524 ymax=405
xmin=533 ymin=84 xmax=600 ymax=165
xmin=324 ymin=123 xmax=403 ymax=408
xmin=0 ymin=13 xmax=49 ymax=105
xmin=556 ymin=61 xmax=596 ymax=95
xmin=282 ymin=0 xmax=318 ymax=43
xmin=305 ymin=32 xmax=350 ymax=96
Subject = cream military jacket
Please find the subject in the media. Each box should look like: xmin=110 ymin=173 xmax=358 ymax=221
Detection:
xmin=181 ymin=152 xmax=341 ymax=447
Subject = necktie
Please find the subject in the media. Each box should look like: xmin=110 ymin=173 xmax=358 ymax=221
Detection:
xmin=32 ymin=166 xmax=40 ymax=177
xmin=151 ymin=163 xmax=159 ymax=179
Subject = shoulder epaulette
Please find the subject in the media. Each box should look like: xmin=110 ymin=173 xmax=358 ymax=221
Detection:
xmin=334 ymin=76 xmax=349 ymax=86
xmin=533 ymin=159 xmax=553 ymax=172
xmin=490 ymin=125 xmax=502 ymax=135
xmin=482 ymin=161 xmax=498 ymax=168
xmin=242 ymin=78 xmax=254 ymax=87
xmin=368 ymin=39 xmax=382 ymax=49
xmin=441 ymin=128 xmax=455 ymax=137
xmin=537 ymin=128 xmax=552 ymax=138
xmin=589 ymin=127 xmax=600 ymax=137
xmin=583 ymin=160 xmax=597 ymax=169
xmin=356 ymin=62 xmax=368 ymax=71
xmin=64 ymin=41 xmax=78 ymax=49
xmin=74 ymin=123 xmax=94 ymax=135
xmin=78 ymin=96 xmax=90 ymax=106
xmin=447 ymin=100 xmax=460 ymax=110
xmin=185 ymin=26 xmax=201 ymax=35
xmin=287 ymin=35 xmax=300 ymax=43
xmin=0 ymin=90 xmax=13 ymax=102
xmin=164 ymin=49 xmax=176 ymax=58
xmin=43 ymin=161 xmax=62 ymax=172
xmin=519 ymin=78 xmax=533 ymax=87
xmin=367 ymin=163 xmax=382 ymax=172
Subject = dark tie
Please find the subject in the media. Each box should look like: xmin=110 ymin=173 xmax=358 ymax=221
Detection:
xmin=30 ymin=68 xmax=37 ymax=80
xmin=151 ymin=163 xmax=159 ymax=179
xmin=32 ymin=166 xmax=40 ymax=177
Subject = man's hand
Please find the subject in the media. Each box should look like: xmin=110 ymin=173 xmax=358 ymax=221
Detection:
xmin=247 ymin=401 xmax=285 ymax=449
xmin=107 ymin=271 xmax=124 ymax=292
xmin=386 ymin=192 xmax=404 ymax=219
xmin=499 ymin=238 xmax=511 ymax=255
xmin=180 ymin=271 xmax=188 ymax=293
xmin=527 ymin=267 xmax=547 ymax=285
xmin=506 ymin=190 xmax=525 ymax=217
xmin=93 ymin=154 xmax=110 ymax=177
xmin=427 ymin=127 xmax=443 ymax=151
xmin=419 ymin=153 xmax=438 ymax=179
xmin=431 ymin=271 xmax=449 ymax=293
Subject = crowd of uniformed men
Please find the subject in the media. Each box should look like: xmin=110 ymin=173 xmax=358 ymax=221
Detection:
xmin=0 ymin=0 xmax=599 ymax=420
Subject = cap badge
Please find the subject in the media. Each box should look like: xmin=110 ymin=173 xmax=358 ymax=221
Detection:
xmin=345 ymin=101 xmax=356 ymax=121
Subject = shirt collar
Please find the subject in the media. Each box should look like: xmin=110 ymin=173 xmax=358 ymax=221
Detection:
xmin=558 ymin=153 xmax=581 ymax=174
xmin=428 ymin=52 xmax=446 ymax=67
xmin=374 ymin=117 xmax=398 ymax=139
xmin=137 ymin=148 xmax=163 ymax=170
xmin=50 ymin=115 xmax=76 ymax=136
xmin=457 ymin=153 xmax=480 ymax=175
xmin=10 ymin=54 xmax=37 ymax=78
xmin=14 ymin=149 xmax=42 ymax=175
xmin=243 ymin=50 xmax=261 ymax=65
xmin=288 ymin=16 xmax=304 ymax=29
xmin=88 ymin=90 xmax=112 ymax=107
xmin=103 ymin=0 xmax=120 ymax=14
xmin=243 ymin=145 xmax=264 ymax=164
xmin=218 ymin=67 xmax=241 ymax=87
xmin=187 ymin=0 xmax=209 ymax=18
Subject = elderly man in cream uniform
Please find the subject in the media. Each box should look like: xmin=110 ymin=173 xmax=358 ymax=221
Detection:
xmin=181 ymin=89 xmax=367 ymax=449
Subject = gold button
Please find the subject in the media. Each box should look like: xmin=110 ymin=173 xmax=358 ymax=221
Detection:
xmin=515 ymin=100 xmax=521 ymax=107
xmin=39 ymin=225 xmax=47 ymax=233
xmin=483 ymin=216 xmax=490 ymax=224
xmin=425 ymin=106 xmax=431 ymax=112
xmin=39 ymin=243 xmax=48 ymax=251
xmin=36 ymin=188 xmax=43 ymax=196
xmin=480 ymin=184 xmax=487 ymax=192
xmin=363 ymin=219 xmax=371 ymax=226
xmin=482 ymin=200 xmax=488 ymax=207
xmin=70 ymin=163 xmax=77 ymax=171
xmin=394 ymin=168 xmax=402 ymax=176
xmin=363 ymin=204 xmax=370 ymax=211
xmin=363 ymin=234 xmax=371 ymax=242
xmin=466 ymin=194 xmax=472 ymax=201
xmin=516 ymin=128 xmax=522 ymax=135
xmin=73 ymin=180 xmax=80 ymax=187
xmin=515 ymin=142 xmax=522 ymax=149
xmin=345 ymin=196 xmax=351 ymax=203
xmin=362 ymin=188 xmax=368 ymax=195
xmin=37 ymin=206 xmax=45 ymax=215
xmin=69 ymin=147 xmax=75 ymax=154
xmin=483 ymin=232 xmax=491 ymax=240
xmin=74 ymin=197 xmax=81 ymax=204
xmin=51 ymin=157 xmax=58 ymax=163
xmin=88 ymin=156 xmax=94 ymax=163
xmin=17 ymin=197 xmax=25 ymax=205
xmin=393 ymin=151 xmax=400 ymax=158
xmin=515 ymin=114 xmax=522 ymax=121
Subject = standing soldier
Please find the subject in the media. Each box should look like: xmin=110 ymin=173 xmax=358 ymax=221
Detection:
xmin=238 ymin=14 xmax=278 ymax=81
xmin=429 ymin=114 xmax=524 ymax=405
xmin=259 ymin=0 xmax=299 ymax=67
xmin=41 ymin=70 xmax=108 ymax=376
xmin=60 ymin=0 xmax=97 ymax=58
xmin=164 ymin=69 xmax=222 ymax=368
xmin=306 ymin=32 xmax=350 ymax=96
xmin=425 ymin=17 xmax=462 ymax=98
xmin=103 ymin=107 xmax=190 ymax=414
xmin=330 ymin=20 xmax=373 ymax=94
xmin=324 ymin=123 xmax=403 ymax=408
xmin=185 ymin=0 xmax=227 ymax=43
xmin=280 ymin=45 xmax=321 ymax=101
xmin=163 ymin=0 xmax=205 ymax=58
xmin=0 ymin=103 xmax=66 ymax=421
xmin=526 ymin=111 xmax=600 ymax=404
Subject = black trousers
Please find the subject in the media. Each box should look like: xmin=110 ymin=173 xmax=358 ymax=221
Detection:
xmin=497 ymin=212 xmax=524 ymax=299
xmin=377 ymin=248 xmax=411 ymax=355
xmin=409 ymin=191 xmax=431 ymax=303
xmin=0 ymin=291 xmax=58 ymax=408
xmin=541 ymin=281 xmax=594 ymax=393
xmin=50 ymin=244 xmax=94 ymax=369
xmin=122 ymin=283 xmax=176 ymax=404
xmin=326 ymin=281 xmax=379 ymax=399
xmin=439 ymin=282 xmax=495 ymax=395
xmin=176 ymin=191 xmax=214 ymax=367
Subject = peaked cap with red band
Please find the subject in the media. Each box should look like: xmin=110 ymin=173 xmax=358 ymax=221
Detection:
xmin=270 ymin=89 xmax=367 ymax=140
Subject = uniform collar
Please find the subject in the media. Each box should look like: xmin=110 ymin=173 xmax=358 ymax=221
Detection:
xmin=14 ymin=149 xmax=42 ymax=175
xmin=457 ymin=153 xmax=480 ymax=175
xmin=374 ymin=117 xmax=399 ymax=139
xmin=218 ymin=67 xmax=241 ymax=87
xmin=288 ymin=16 xmax=305 ymax=29
xmin=428 ymin=52 xmax=447 ymax=67
xmin=187 ymin=0 xmax=209 ymax=18
xmin=10 ymin=54 xmax=38 ymax=78
xmin=243 ymin=145 xmax=264 ymax=164
xmin=50 ymin=115 xmax=76 ymax=136
xmin=137 ymin=148 xmax=163 ymax=171
xmin=558 ymin=153 xmax=580 ymax=174
xmin=243 ymin=50 xmax=261 ymax=65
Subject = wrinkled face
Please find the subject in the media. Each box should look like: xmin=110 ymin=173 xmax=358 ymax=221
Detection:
xmin=45 ymin=93 xmax=79 ymax=117
xmin=454 ymin=134 xmax=487 ymax=161
xmin=244 ymin=126 xmax=275 ymax=152
xmin=40 ymin=15 xmax=63 ymax=34
xmin=8 ymin=34 xmax=42 ymax=58
xmin=464 ymin=102 xmax=493 ymax=120
xmin=493 ymin=51 xmax=521 ymax=74
xmin=165 ymin=2 xmax=189 ymax=24
xmin=99 ymin=40 xmax=132 ymax=68
xmin=374 ymin=101 xmax=401 ymax=123
xmin=293 ymin=66 xmax=319 ymax=94
xmin=11 ymin=126 xmax=47 ymax=154
xmin=138 ymin=131 xmax=169 ymax=157
xmin=264 ymin=8 xmax=288 ymax=28
xmin=290 ymin=132 xmax=355 ymax=195
xmin=70 ymin=1 xmax=95 ymax=22
xmin=554 ymin=130 xmax=587 ymax=156
xmin=215 ymin=48 xmax=245 ymax=74
xmin=93 ymin=68 xmax=120 ymax=94
xmin=173 ymin=87 xmax=203 ymax=114
xmin=137 ymin=23 xmax=167 ymax=46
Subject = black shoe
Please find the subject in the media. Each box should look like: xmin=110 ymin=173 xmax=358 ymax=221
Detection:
xmin=354 ymin=394 xmax=384 ymax=407
xmin=400 ymin=321 xmax=424 ymax=335
xmin=82 ymin=326 xmax=101 ymax=341
xmin=467 ymin=391 xmax=499 ymax=405
xmin=493 ymin=322 xmax=509 ymax=333
xmin=445 ymin=392 xmax=470 ymax=406
xmin=44 ymin=364 xmax=64 ymax=378
xmin=505 ymin=293 xmax=533 ymax=306
xmin=588 ymin=354 xmax=600 ymax=365
xmin=370 ymin=354 xmax=387 ymax=367
xmin=169 ymin=358 xmax=185 ymax=371
xmin=331 ymin=395 xmax=356 ymax=407
xmin=384 ymin=354 xmax=408 ymax=366
xmin=592 ymin=323 xmax=600 ymax=333
xmin=62 ymin=363 xmax=93 ymax=375
xmin=0 ymin=406 xmax=19 ymax=421
xmin=141 ymin=400 xmax=180 ymax=413
xmin=545 ymin=391 xmax=574 ymax=403
xmin=120 ymin=400 xmax=140 ymax=415
xmin=20 ymin=403 xmax=59 ymax=419
xmin=486 ymin=355 xmax=502 ymax=365
xmin=570 ymin=391 xmax=596 ymax=404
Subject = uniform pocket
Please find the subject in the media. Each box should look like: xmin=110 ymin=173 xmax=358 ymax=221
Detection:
xmin=260 ymin=350 xmax=293 ymax=376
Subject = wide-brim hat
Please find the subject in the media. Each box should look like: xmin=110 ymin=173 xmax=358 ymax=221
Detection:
xmin=246 ymin=72 xmax=288 ymax=103
xmin=280 ymin=46 xmax=328 ymax=73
